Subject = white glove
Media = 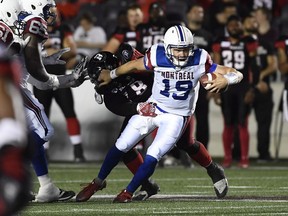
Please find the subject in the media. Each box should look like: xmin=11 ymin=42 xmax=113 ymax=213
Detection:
xmin=42 ymin=48 xmax=70 ymax=65
xmin=72 ymin=56 xmax=88 ymax=79
xmin=45 ymin=75 xmax=60 ymax=90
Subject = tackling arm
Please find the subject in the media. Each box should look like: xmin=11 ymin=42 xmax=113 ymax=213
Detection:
xmin=98 ymin=57 xmax=146 ymax=87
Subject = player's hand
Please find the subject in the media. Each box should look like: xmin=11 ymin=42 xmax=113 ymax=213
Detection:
xmin=137 ymin=102 xmax=157 ymax=117
xmin=71 ymin=56 xmax=89 ymax=87
xmin=205 ymin=73 xmax=228 ymax=93
xmin=98 ymin=69 xmax=112 ymax=87
xmin=42 ymin=48 xmax=70 ymax=65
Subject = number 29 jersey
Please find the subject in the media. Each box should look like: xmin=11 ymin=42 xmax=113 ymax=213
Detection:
xmin=144 ymin=44 xmax=216 ymax=116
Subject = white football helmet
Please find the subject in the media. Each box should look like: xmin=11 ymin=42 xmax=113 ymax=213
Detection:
xmin=19 ymin=0 xmax=56 ymax=23
xmin=0 ymin=0 xmax=23 ymax=30
xmin=163 ymin=25 xmax=194 ymax=67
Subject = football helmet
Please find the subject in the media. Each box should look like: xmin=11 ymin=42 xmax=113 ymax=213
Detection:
xmin=0 ymin=0 xmax=24 ymax=35
xmin=87 ymin=51 xmax=119 ymax=94
xmin=163 ymin=25 xmax=194 ymax=67
xmin=116 ymin=43 xmax=143 ymax=64
xmin=19 ymin=0 xmax=56 ymax=24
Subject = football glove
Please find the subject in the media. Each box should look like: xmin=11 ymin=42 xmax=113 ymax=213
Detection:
xmin=70 ymin=56 xmax=89 ymax=87
xmin=137 ymin=102 xmax=157 ymax=117
xmin=42 ymin=48 xmax=70 ymax=65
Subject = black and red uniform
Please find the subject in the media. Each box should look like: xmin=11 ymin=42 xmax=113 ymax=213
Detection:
xmin=212 ymin=35 xmax=258 ymax=165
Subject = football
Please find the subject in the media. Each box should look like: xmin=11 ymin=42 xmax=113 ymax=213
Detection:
xmin=199 ymin=73 xmax=217 ymax=90
xmin=199 ymin=73 xmax=228 ymax=93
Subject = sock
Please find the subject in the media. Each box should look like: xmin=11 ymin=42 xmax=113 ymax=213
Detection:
xmin=126 ymin=155 xmax=158 ymax=193
xmin=123 ymin=148 xmax=144 ymax=174
xmin=30 ymin=131 xmax=48 ymax=176
xmin=188 ymin=141 xmax=212 ymax=167
xmin=222 ymin=123 xmax=234 ymax=160
xmin=238 ymin=119 xmax=249 ymax=161
xmin=97 ymin=145 xmax=124 ymax=180
xmin=66 ymin=117 xmax=82 ymax=145
xmin=38 ymin=174 xmax=52 ymax=187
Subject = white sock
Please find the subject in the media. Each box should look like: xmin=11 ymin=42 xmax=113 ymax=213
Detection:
xmin=38 ymin=174 xmax=52 ymax=187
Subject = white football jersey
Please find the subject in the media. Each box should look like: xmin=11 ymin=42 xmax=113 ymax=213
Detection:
xmin=144 ymin=44 xmax=216 ymax=116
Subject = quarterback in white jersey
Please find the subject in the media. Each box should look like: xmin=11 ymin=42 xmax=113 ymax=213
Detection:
xmin=76 ymin=25 xmax=243 ymax=203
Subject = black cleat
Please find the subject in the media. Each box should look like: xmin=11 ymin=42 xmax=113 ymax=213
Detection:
xmin=207 ymin=162 xmax=228 ymax=198
xmin=132 ymin=179 xmax=160 ymax=201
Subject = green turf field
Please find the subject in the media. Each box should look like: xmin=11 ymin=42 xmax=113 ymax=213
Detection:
xmin=22 ymin=160 xmax=288 ymax=216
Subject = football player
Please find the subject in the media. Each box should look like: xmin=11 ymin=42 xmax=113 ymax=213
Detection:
xmin=95 ymin=25 xmax=243 ymax=203
xmin=76 ymin=24 xmax=243 ymax=202
xmin=76 ymin=44 xmax=159 ymax=202
xmin=212 ymin=15 xmax=259 ymax=168
xmin=0 ymin=0 xmax=87 ymax=202
xmin=33 ymin=8 xmax=86 ymax=162
xmin=0 ymin=45 xmax=30 ymax=216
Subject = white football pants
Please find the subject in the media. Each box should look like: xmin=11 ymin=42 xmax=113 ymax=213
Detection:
xmin=21 ymin=88 xmax=54 ymax=142
xmin=115 ymin=113 xmax=189 ymax=161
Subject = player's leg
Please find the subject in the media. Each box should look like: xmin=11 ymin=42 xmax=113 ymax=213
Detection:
xmin=76 ymin=115 xmax=151 ymax=202
xmin=23 ymin=89 xmax=75 ymax=202
xmin=113 ymin=114 xmax=188 ymax=203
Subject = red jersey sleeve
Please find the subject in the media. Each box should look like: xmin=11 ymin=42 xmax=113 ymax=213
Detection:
xmin=0 ymin=22 xmax=14 ymax=47
xmin=23 ymin=16 xmax=49 ymax=41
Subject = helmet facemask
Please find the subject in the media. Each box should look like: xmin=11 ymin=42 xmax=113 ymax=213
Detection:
xmin=166 ymin=44 xmax=194 ymax=67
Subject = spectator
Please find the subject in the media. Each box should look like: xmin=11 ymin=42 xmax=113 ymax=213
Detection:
xmin=102 ymin=3 xmax=143 ymax=53
xmin=74 ymin=13 xmax=107 ymax=59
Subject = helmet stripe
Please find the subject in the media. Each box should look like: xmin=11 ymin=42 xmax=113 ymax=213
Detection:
xmin=176 ymin=25 xmax=184 ymax=42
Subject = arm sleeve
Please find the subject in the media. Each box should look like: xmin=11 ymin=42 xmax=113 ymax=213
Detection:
xmin=28 ymin=73 xmax=77 ymax=90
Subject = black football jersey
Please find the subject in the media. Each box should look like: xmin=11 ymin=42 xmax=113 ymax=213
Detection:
xmin=136 ymin=23 xmax=166 ymax=53
xmin=103 ymin=73 xmax=153 ymax=116
xmin=212 ymin=35 xmax=258 ymax=84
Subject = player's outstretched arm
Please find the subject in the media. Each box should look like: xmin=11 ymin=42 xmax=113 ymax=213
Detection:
xmin=205 ymin=65 xmax=243 ymax=93
xmin=98 ymin=57 xmax=146 ymax=87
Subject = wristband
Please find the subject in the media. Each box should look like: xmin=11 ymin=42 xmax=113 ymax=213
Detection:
xmin=110 ymin=69 xmax=118 ymax=79
xmin=223 ymin=71 xmax=243 ymax=85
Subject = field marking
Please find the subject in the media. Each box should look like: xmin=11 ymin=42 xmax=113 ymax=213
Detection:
xmin=26 ymin=203 xmax=288 ymax=214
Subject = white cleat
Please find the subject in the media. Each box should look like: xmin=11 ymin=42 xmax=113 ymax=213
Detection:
xmin=35 ymin=183 xmax=75 ymax=202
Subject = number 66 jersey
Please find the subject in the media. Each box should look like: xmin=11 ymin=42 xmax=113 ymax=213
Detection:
xmin=144 ymin=44 xmax=216 ymax=116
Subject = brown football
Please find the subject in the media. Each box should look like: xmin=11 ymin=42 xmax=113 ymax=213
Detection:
xmin=199 ymin=73 xmax=217 ymax=90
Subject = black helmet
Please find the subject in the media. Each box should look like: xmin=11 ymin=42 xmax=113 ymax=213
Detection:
xmin=116 ymin=43 xmax=143 ymax=64
xmin=87 ymin=51 xmax=119 ymax=92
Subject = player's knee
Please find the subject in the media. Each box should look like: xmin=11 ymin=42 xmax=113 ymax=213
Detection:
xmin=115 ymin=137 xmax=131 ymax=153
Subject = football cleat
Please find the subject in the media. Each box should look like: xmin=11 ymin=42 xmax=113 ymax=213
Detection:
xmin=207 ymin=162 xmax=228 ymax=198
xmin=132 ymin=179 xmax=160 ymax=201
xmin=76 ymin=179 xmax=106 ymax=202
xmin=35 ymin=183 xmax=75 ymax=202
xmin=113 ymin=189 xmax=133 ymax=203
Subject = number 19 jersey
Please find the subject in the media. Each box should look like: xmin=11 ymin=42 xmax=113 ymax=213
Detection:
xmin=144 ymin=44 xmax=216 ymax=116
